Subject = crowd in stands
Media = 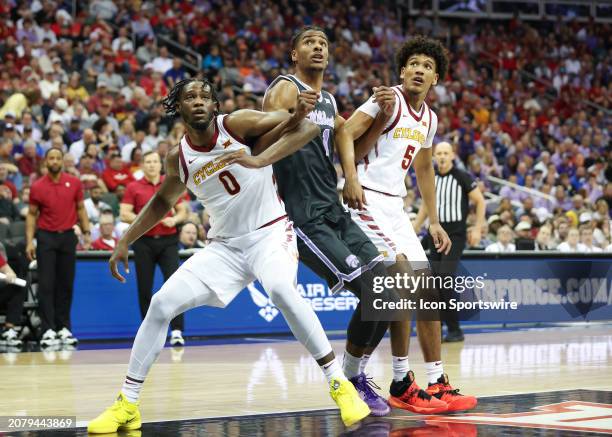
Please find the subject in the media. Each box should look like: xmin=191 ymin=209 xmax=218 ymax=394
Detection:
xmin=0 ymin=0 xmax=610 ymax=256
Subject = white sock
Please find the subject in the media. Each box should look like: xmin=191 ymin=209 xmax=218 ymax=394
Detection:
xmin=359 ymin=354 xmax=371 ymax=374
xmin=425 ymin=361 xmax=444 ymax=384
xmin=392 ymin=356 xmax=410 ymax=381
xmin=320 ymin=357 xmax=346 ymax=383
xmin=121 ymin=375 xmax=144 ymax=403
xmin=342 ymin=351 xmax=362 ymax=379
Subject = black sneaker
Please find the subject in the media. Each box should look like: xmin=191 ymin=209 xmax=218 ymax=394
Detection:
xmin=443 ymin=330 xmax=465 ymax=343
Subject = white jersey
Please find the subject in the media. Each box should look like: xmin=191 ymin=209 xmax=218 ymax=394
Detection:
xmin=356 ymin=85 xmax=437 ymax=197
xmin=178 ymin=114 xmax=286 ymax=239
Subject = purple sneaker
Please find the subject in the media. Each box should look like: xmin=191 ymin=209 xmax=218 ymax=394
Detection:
xmin=349 ymin=373 xmax=391 ymax=416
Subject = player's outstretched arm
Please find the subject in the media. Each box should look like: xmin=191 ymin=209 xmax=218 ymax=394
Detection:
xmin=218 ymin=106 xmax=319 ymax=169
xmin=111 ymin=148 xmax=187 ymax=282
xmin=251 ymin=81 xmax=316 ymax=155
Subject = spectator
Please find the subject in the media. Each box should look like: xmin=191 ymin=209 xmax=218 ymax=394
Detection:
xmin=0 ymin=185 xmax=19 ymax=224
xmin=0 ymin=251 xmax=26 ymax=348
xmin=202 ymin=45 xmax=223 ymax=72
xmin=121 ymin=131 xmax=150 ymax=163
xmin=151 ymin=45 xmax=172 ymax=74
xmin=144 ymin=121 xmax=163 ymax=150
xmin=164 ymin=57 xmax=188 ymax=88
xmin=557 ymin=228 xmax=587 ymax=253
xmin=89 ymin=0 xmax=118 ymax=20
xmin=97 ymin=63 xmax=125 ymax=93
xmin=84 ymin=186 xmax=111 ymax=224
xmin=102 ymin=152 xmax=134 ymax=193
xmin=136 ymin=36 xmax=157 ymax=65
xmin=131 ymin=13 xmax=155 ymax=41
xmin=46 ymin=98 xmax=71 ymax=129
xmin=78 ymin=153 xmax=103 ymax=191
xmin=91 ymin=212 xmax=118 ymax=250
xmin=178 ymin=222 xmax=205 ymax=250
xmin=579 ymin=225 xmax=602 ymax=253
xmin=534 ymin=225 xmax=554 ymax=250
xmin=0 ymin=165 xmax=17 ymax=199
xmin=514 ymin=221 xmax=534 ymax=250
xmin=112 ymin=27 xmax=133 ymax=54
xmin=485 ymin=225 xmax=516 ymax=252
xmin=65 ymin=118 xmax=84 ymax=145
xmin=68 ymin=128 xmax=96 ymax=162
xmin=17 ymin=140 xmax=41 ymax=178
xmin=38 ymin=70 xmax=60 ymax=100
xmin=26 ymin=148 xmax=91 ymax=348
xmin=16 ymin=186 xmax=29 ymax=219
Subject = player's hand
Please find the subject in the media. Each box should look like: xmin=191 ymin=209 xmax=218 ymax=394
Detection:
xmin=82 ymin=233 xmax=92 ymax=249
xmin=429 ymin=223 xmax=452 ymax=255
xmin=26 ymin=242 xmax=36 ymax=261
xmin=109 ymin=240 xmax=130 ymax=283
xmin=2 ymin=268 xmax=17 ymax=284
xmin=372 ymin=86 xmax=395 ymax=117
xmin=161 ymin=217 xmax=176 ymax=228
xmin=471 ymin=227 xmax=482 ymax=246
xmin=217 ymin=149 xmax=267 ymax=169
xmin=343 ymin=176 xmax=367 ymax=210
xmin=293 ymin=90 xmax=318 ymax=121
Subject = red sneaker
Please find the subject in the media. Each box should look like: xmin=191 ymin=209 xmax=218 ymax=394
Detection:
xmin=388 ymin=371 xmax=448 ymax=414
xmin=426 ymin=374 xmax=477 ymax=412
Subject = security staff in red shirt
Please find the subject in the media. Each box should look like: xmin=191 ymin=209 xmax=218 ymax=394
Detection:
xmin=121 ymin=151 xmax=189 ymax=346
xmin=26 ymin=148 xmax=91 ymax=348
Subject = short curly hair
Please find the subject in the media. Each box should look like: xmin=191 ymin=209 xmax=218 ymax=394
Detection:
xmin=395 ymin=36 xmax=449 ymax=81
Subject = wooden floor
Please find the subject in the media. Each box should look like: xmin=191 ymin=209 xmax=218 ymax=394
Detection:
xmin=1 ymin=324 xmax=611 ymax=428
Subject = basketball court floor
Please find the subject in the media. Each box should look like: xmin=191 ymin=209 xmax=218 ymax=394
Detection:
xmin=1 ymin=322 xmax=611 ymax=436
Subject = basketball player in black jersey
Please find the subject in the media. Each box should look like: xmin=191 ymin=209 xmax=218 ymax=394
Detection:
xmin=256 ymin=26 xmax=403 ymax=416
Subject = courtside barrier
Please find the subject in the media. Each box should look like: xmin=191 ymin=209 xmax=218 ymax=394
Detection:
xmin=71 ymin=251 xmax=612 ymax=339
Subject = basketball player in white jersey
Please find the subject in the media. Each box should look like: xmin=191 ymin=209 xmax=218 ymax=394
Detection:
xmin=343 ymin=36 xmax=477 ymax=413
xmin=87 ymin=79 xmax=369 ymax=433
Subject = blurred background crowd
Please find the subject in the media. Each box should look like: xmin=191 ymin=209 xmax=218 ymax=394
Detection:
xmin=0 ymin=0 xmax=610 ymax=254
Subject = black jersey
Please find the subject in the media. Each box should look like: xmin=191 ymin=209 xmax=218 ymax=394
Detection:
xmin=265 ymin=74 xmax=340 ymax=226
xmin=435 ymin=166 xmax=477 ymax=235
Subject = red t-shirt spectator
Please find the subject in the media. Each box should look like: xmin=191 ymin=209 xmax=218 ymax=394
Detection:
xmin=29 ymin=173 xmax=84 ymax=231
xmin=122 ymin=177 xmax=185 ymax=237
xmin=102 ymin=166 xmax=135 ymax=192
xmin=17 ymin=155 xmax=41 ymax=177
xmin=91 ymin=236 xmax=118 ymax=250
xmin=0 ymin=252 xmax=7 ymax=268
xmin=0 ymin=179 xmax=18 ymax=200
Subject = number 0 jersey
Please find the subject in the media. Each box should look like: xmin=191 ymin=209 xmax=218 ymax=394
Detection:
xmin=357 ymin=85 xmax=438 ymax=197
xmin=264 ymin=74 xmax=339 ymax=227
xmin=178 ymin=114 xmax=286 ymax=239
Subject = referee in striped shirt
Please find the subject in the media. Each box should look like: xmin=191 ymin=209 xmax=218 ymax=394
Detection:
xmin=414 ymin=142 xmax=486 ymax=342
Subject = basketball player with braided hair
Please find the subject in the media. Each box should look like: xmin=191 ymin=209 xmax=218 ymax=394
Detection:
xmin=87 ymin=78 xmax=370 ymax=433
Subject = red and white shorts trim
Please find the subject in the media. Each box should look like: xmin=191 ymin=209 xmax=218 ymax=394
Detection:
xmin=349 ymin=190 xmax=429 ymax=270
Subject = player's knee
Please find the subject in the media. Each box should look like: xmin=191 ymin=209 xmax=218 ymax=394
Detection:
xmin=148 ymin=292 xmax=174 ymax=322
xmin=262 ymin=272 xmax=297 ymax=308
xmin=268 ymin=286 xmax=299 ymax=312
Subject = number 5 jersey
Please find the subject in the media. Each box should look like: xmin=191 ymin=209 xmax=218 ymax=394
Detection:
xmin=356 ymin=85 xmax=438 ymax=197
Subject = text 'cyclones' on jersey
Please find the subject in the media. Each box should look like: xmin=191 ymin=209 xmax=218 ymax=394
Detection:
xmin=178 ymin=114 xmax=285 ymax=239
xmin=357 ymin=84 xmax=438 ymax=198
